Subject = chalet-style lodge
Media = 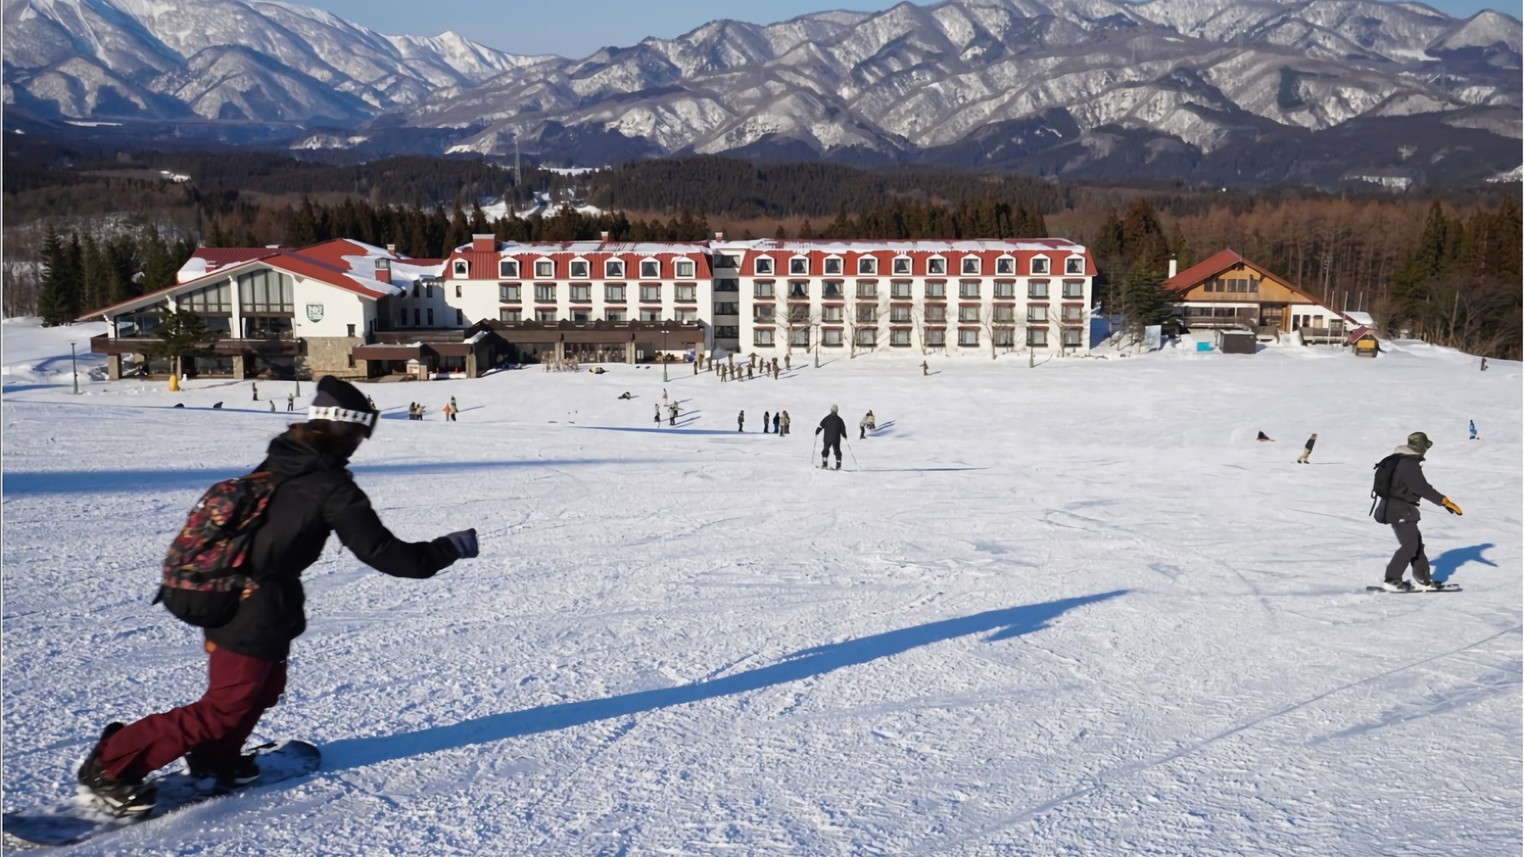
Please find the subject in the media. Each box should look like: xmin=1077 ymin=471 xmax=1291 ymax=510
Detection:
xmin=79 ymin=235 xmax=1101 ymax=380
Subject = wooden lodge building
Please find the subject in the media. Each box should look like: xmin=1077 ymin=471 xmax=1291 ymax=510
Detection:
xmin=1162 ymin=249 xmax=1356 ymax=344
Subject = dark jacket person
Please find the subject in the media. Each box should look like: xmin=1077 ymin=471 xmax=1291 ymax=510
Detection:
xmin=816 ymin=405 xmax=848 ymax=470
xmin=1377 ymin=431 xmax=1462 ymax=591
xmin=76 ymin=376 xmax=480 ymax=815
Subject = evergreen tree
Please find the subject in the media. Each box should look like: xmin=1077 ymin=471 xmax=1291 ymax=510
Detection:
xmin=37 ymin=226 xmax=81 ymax=326
xmin=145 ymin=308 xmax=223 ymax=378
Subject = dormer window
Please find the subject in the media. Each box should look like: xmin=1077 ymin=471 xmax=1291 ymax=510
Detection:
xmin=755 ymin=257 xmax=774 ymax=275
xmin=927 ymin=256 xmax=947 ymax=275
xmin=892 ymin=256 xmax=911 ymax=275
xmin=640 ymin=259 xmax=660 ymax=278
xmin=569 ymin=259 xmax=590 ymax=279
xmin=824 ymin=256 xmax=843 ymax=275
xmin=961 ymin=256 xmax=981 ymax=275
xmin=857 ymin=256 xmax=876 ymax=275
xmin=1031 ymin=256 xmax=1050 ymax=275
xmin=996 ymin=256 xmax=1015 ymax=275
xmin=534 ymin=259 xmax=555 ymax=278
xmin=789 ymin=257 xmax=809 ymax=275
xmin=453 ymin=260 xmax=469 ymax=277
xmin=674 ymin=259 xmax=695 ymax=278
xmin=1065 ymin=256 xmax=1085 ymax=275
xmin=605 ymin=259 xmax=625 ymax=278
xmin=499 ymin=259 xmax=519 ymax=278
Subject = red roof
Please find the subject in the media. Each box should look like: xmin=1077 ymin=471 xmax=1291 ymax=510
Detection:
xmin=1163 ymin=249 xmax=1248 ymax=292
xmin=191 ymin=247 xmax=282 ymax=267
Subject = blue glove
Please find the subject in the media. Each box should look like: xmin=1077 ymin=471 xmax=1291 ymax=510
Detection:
xmin=446 ymin=528 xmax=479 ymax=559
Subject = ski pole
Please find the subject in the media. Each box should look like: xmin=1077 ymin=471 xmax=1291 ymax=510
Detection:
xmin=845 ymin=438 xmax=859 ymax=471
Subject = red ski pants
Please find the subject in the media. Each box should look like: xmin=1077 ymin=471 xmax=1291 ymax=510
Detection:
xmin=99 ymin=641 xmax=286 ymax=781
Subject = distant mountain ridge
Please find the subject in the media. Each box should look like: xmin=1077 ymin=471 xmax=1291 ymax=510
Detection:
xmin=3 ymin=0 xmax=1520 ymax=188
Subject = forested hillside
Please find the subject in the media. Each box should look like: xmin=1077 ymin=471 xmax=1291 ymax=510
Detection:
xmin=5 ymin=137 xmax=1518 ymax=359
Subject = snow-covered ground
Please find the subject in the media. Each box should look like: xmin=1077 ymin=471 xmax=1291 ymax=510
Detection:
xmin=3 ymin=317 xmax=1520 ymax=856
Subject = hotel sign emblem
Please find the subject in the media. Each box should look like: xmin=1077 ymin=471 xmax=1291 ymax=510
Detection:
xmin=306 ymin=303 xmax=325 ymax=323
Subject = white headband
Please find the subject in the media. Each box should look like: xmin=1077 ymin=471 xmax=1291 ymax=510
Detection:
xmin=307 ymin=405 xmax=377 ymax=429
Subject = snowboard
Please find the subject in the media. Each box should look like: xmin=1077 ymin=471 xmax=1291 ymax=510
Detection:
xmin=1366 ymin=584 xmax=1461 ymax=593
xmin=3 ymin=739 xmax=320 ymax=850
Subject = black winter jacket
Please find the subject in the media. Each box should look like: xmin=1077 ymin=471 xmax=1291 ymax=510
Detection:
xmin=205 ymin=431 xmax=460 ymax=660
xmin=1376 ymin=446 xmax=1446 ymax=526
xmin=816 ymin=413 xmax=848 ymax=445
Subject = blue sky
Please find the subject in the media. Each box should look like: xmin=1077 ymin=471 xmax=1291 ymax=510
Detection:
xmin=304 ymin=0 xmax=1514 ymax=57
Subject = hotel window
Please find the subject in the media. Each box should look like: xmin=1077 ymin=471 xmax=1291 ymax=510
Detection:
xmin=892 ymin=256 xmax=911 ymax=275
xmin=1062 ymin=305 xmax=1085 ymax=323
xmin=453 ymin=260 xmax=468 ymax=277
xmin=456 ymin=284 xmax=463 ymax=298
xmin=639 ymin=308 xmax=661 ymax=322
xmin=535 ymin=259 xmax=554 ymax=278
xmin=641 ymin=284 xmax=662 ymax=302
xmin=605 ymin=260 xmax=625 ymax=278
xmin=961 ymin=257 xmax=980 ymax=275
xmin=755 ymin=304 xmax=776 ymax=321
xmin=959 ymin=329 xmax=979 ymax=347
xmin=570 ymin=284 xmax=592 ymax=302
xmin=674 ymin=259 xmax=695 ymax=278
xmin=1063 ymin=328 xmax=1083 ymax=347
xmin=822 ymin=306 xmax=843 ymax=323
xmin=822 ymin=328 xmax=843 ymax=347
xmin=1029 ymin=280 xmax=1049 ymax=299
xmin=499 ymin=308 xmax=522 ymax=323
xmin=890 ymin=306 xmax=912 ymax=323
xmin=1063 ymin=280 xmax=1085 ymax=299
xmin=790 ymin=257 xmax=809 ymax=275
xmin=455 ymin=309 xmax=464 ymax=326
xmin=535 ymin=284 xmax=557 ymax=302
xmin=823 ymin=281 xmax=843 ymax=299
xmin=499 ymin=259 xmax=519 ymax=278
xmin=856 ymin=328 xmax=876 ymax=346
xmin=857 ymin=257 xmax=877 ymax=275
xmin=994 ymin=281 xmax=1015 ymax=299
xmin=789 ymin=281 xmax=810 ymax=299
xmin=958 ymin=306 xmax=980 ymax=323
xmin=754 ymin=328 xmax=775 ymax=346
xmin=856 ymin=305 xmax=878 ymax=323
xmin=1029 ymin=305 xmax=1049 ymax=322
xmin=755 ymin=257 xmax=774 ymax=275
xmin=994 ymin=305 xmax=1015 ymax=322
xmin=891 ymin=281 xmax=913 ymax=299
xmin=535 ymin=309 xmax=557 ymax=323
xmin=890 ymin=329 xmax=911 ymax=346
xmin=924 ymin=281 xmax=945 ymax=299
xmin=640 ymin=259 xmax=660 ymax=278
xmin=926 ymin=329 xmax=946 ymax=347
xmin=1065 ymin=256 xmax=1085 ymax=275
xmin=790 ymin=329 xmax=810 ymax=347
xmin=925 ymin=305 xmax=946 ymax=322
xmin=717 ymin=254 xmax=738 ymax=268
xmin=824 ymin=257 xmax=843 ymax=275
xmin=606 ymin=284 xmax=626 ymax=302
xmin=856 ymin=280 xmax=877 ymax=299
xmin=789 ymin=305 xmax=811 ymax=323
xmin=994 ymin=328 xmax=1014 ymax=347
xmin=996 ymin=257 xmax=1015 ymax=275
xmin=754 ymin=281 xmax=775 ymax=298
xmin=675 ymin=284 xmax=697 ymax=302
xmin=606 ymin=309 xmax=626 ymax=322
xmin=1028 ymin=328 xmax=1049 ymax=347
xmin=675 ymin=308 xmax=698 ymax=322
xmin=1031 ymin=256 xmax=1050 ymax=275
xmin=569 ymin=260 xmax=589 ymax=279
xmin=927 ymin=257 xmax=946 ymax=275
xmin=959 ymin=280 xmax=981 ymax=299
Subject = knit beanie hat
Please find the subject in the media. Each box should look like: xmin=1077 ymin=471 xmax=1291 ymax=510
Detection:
xmin=308 ymin=376 xmax=378 ymax=437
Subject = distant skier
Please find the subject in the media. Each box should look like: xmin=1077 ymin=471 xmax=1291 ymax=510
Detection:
xmin=251 ymin=382 xmax=258 ymax=402
xmin=920 ymin=360 xmax=929 ymax=376
xmin=737 ymin=410 xmax=745 ymax=432
xmin=73 ymin=377 xmax=478 ymax=815
xmin=655 ymin=403 xmax=661 ymax=426
xmin=1374 ymin=432 xmax=1462 ymax=592
xmin=1297 ymin=433 xmax=1317 ymax=464
xmin=772 ymin=412 xmax=781 ymax=435
xmin=286 ymin=393 xmax=295 ymax=413
xmin=860 ymin=410 xmax=876 ymax=439
xmin=780 ymin=411 xmax=790 ymax=437
xmin=1469 ymin=419 xmax=1478 ymax=440
xmin=816 ymin=405 xmax=847 ymax=470
xmin=669 ymin=403 xmax=678 ymax=426
xmin=1256 ymin=431 xmax=1273 ymax=442
xmin=763 ymin=410 xmax=771 ymax=434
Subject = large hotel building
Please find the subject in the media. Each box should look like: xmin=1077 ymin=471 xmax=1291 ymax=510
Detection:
xmin=81 ymin=234 xmax=1095 ymax=380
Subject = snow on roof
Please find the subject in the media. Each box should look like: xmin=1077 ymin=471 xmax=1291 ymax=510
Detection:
xmin=716 ymin=238 xmax=1088 ymax=253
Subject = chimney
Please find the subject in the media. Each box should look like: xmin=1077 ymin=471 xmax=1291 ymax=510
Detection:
xmin=714 ymin=231 xmax=724 ymax=241
xmin=374 ymin=258 xmax=391 ymax=285
xmin=1168 ymin=254 xmax=1178 ymax=279
xmin=386 ymin=243 xmax=397 ymax=255
xmin=600 ymin=231 xmax=610 ymax=242
xmin=471 ymin=233 xmax=495 ymax=253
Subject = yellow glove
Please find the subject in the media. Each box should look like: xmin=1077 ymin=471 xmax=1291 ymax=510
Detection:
xmin=1441 ymin=497 xmax=1463 ymax=516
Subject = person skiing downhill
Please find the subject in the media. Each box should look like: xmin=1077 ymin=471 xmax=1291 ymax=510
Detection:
xmin=1374 ymin=431 xmax=1463 ymax=592
xmin=1297 ymin=433 xmax=1317 ymax=464
xmin=816 ymin=405 xmax=848 ymax=470
xmin=73 ymin=377 xmax=480 ymax=815
xmin=1469 ymin=419 xmax=1478 ymax=441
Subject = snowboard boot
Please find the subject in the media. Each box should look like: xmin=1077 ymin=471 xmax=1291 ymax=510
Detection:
xmin=1411 ymin=578 xmax=1443 ymax=591
xmin=834 ymin=461 xmax=841 ymax=470
xmin=821 ymin=460 xmax=829 ymax=469
xmin=184 ymin=747 xmax=261 ymax=789
xmin=77 ymin=723 xmax=157 ymax=816
xmin=1380 ymin=579 xmax=1414 ymax=592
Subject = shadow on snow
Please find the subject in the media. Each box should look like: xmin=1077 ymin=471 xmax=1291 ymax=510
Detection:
xmin=321 ymin=590 xmax=1129 ymax=772
xmin=1431 ymin=542 xmax=1498 ymax=583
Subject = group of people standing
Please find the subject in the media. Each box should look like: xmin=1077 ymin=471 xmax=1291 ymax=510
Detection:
xmin=741 ymin=410 xmax=794 ymax=435
xmin=407 ymin=397 xmax=458 ymax=421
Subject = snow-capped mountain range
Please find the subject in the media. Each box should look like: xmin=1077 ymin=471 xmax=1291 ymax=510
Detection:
xmin=4 ymin=0 xmax=1521 ymax=187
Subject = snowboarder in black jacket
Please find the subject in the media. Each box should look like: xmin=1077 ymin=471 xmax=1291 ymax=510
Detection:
xmin=816 ymin=405 xmax=848 ymax=470
xmin=75 ymin=376 xmax=480 ymax=816
xmin=1376 ymin=431 xmax=1462 ymax=592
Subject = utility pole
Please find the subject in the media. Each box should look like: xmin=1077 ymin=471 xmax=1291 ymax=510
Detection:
xmin=70 ymin=342 xmax=80 ymax=395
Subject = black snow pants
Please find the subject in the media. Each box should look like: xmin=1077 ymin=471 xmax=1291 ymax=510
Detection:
xmin=1385 ymin=520 xmax=1432 ymax=584
xmin=821 ymin=438 xmax=841 ymax=465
